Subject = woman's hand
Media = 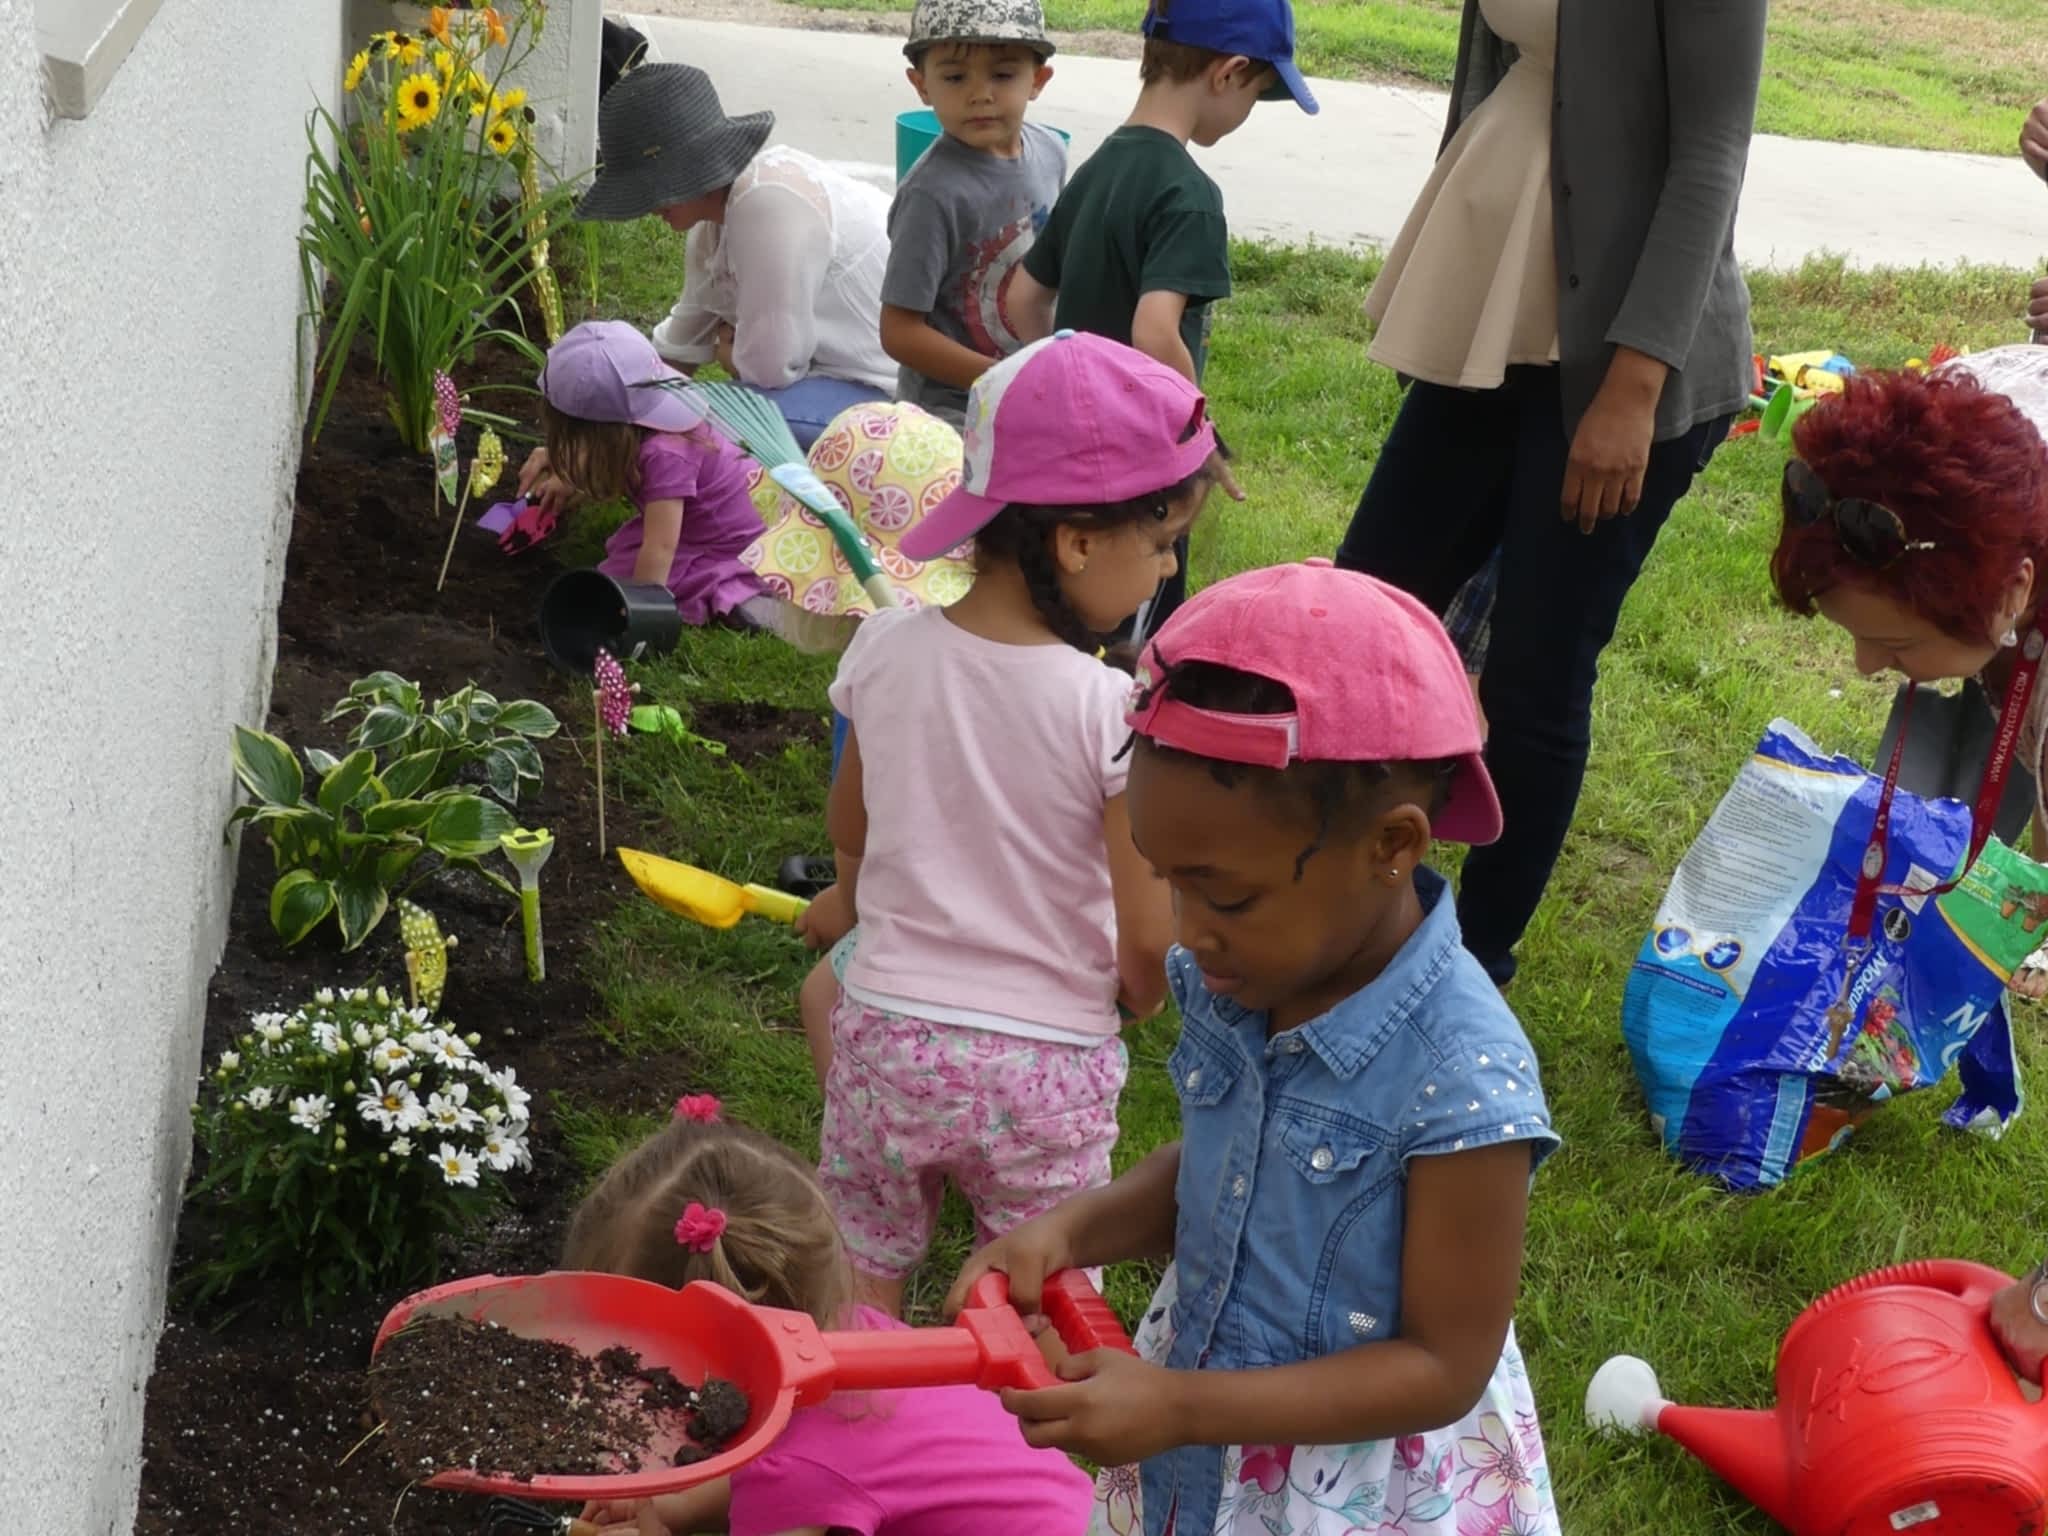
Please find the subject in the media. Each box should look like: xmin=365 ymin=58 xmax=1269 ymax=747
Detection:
xmin=713 ymin=322 xmax=737 ymax=378
xmin=793 ymin=882 xmax=854 ymax=953
xmin=999 ymin=1350 xmax=1183 ymax=1466
xmin=2023 ymin=98 xmax=2048 ymax=182
xmin=944 ymin=1207 xmax=1080 ymax=1320
xmin=1562 ymin=347 xmax=1669 ymax=534
xmin=1992 ymin=1275 xmax=2048 ymax=1381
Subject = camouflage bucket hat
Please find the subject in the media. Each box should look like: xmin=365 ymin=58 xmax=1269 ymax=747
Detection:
xmin=904 ymin=0 xmax=1056 ymax=59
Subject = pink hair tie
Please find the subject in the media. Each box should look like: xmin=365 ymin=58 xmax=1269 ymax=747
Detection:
xmin=675 ymin=1202 xmax=727 ymax=1253
xmin=673 ymin=1093 xmax=722 ymax=1123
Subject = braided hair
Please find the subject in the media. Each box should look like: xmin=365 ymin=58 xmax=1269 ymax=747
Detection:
xmin=1130 ymin=658 xmax=1456 ymax=878
xmin=970 ymin=464 xmax=1213 ymax=655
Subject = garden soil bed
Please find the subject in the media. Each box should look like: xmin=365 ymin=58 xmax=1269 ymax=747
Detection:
xmin=134 ymin=338 xmax=814 ymax=1534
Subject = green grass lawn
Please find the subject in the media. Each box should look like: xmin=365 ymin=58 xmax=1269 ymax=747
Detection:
xmin=560 ymin=228 xmax=2048 ymax=1532
xmin=780 ymin=0 xmax=2048 ymax=155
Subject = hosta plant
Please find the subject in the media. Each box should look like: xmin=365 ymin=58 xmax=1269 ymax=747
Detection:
xmin=326 ymin=671 xmax=559 ymax=805
xmin=187 ymin=987 xmax=532 ymax=1317
xmin=230 ymin=725 xmax=517 ymax=950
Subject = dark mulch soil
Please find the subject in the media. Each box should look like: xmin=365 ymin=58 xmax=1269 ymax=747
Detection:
xmin=134 ymin=335 xmax=814 ymax=1535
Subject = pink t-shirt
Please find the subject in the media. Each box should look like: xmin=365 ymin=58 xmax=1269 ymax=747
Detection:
xmin=725 ymin=1309 xmax=1092 ymax=1536
xmin=828 ymin=607 xmax=1131 ymax=1040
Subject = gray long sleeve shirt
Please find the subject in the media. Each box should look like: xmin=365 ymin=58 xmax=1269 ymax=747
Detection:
xmin=1446 ymin=0 xmax=1766 ymax=441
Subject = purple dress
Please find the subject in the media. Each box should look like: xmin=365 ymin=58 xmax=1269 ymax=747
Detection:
xmin=598 ymin=430 xmax=768 ymax=625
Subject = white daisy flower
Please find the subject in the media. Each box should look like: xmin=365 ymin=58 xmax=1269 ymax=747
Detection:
xmin=390 ymin=1136 xmax=414 ymax=1157
xmin=427 ymin=1032 xmax=474 ymax=1069
xmin=426 ymin=1082 xmax=480 ymax=1133
xmin=243 ymin=1086 xmax=274 ymax=1111
xmin=370 ymin=1041 xmax=414 ymax=1075
xmin=357 ymin=1078 xmax=424 ymax=1133
xmin=483 ymin=1104 xmax=504 ymax=1124
xmin=315 ymin=988 xmax=335 ymax=1005
xmin=374 ymin=986 xmax=391 ymax=1006
xmin=435 ymin=1143 xmax=480 ymax=1187
xmin=479 ymin=1129 xmax=528 ymax=1172
xmin=310 ymin=1021 xmax=342 ymax=1055
xmin=351 ymin=988 xmax=370 ymax=1003
xmin=288 ymin=1094 xmax=332 ymax=1133
xmin=217 ymin=1051 xmax=240 ymax=1072
xmin=258 ymin=1021 xmax=286 ymax=1044
xmin=403 ymin=1030 xmax=437 ymax=1054
xmin=407 ymin=1006 xmax=432 ymax=1026
xmin=491 ymin=1067 xmax=532 ymax=1120
xmin=351 ymin=1024 xmax=373 ymax=1048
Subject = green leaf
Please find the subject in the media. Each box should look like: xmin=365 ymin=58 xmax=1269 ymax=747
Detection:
xmin=362 ymin=799 xmax=438 ymax=834
xmin=379 ymin=747 xmax=446 ymax=801
xmin=377 ymin=846 xmax=425 ymax=889
xmin=232 ymin=726 xmax=304 ymax=808
xmin=270 ymin=870 xmax=336 ymax=946
xmin=483 ymin=749 xmax=521 ymax=805
xmin=348 ymin=670 xmax=416 ymax=706
xmin=492 ymin=700 xmax=560 ymax=738
xmin=426 ymin=794 xmax=517 ymax=858
xmin=353 ymin=704 xmax=416 ymax=751
xmin=315 ymin=749 xmax=379 ymax=816
xmin=334 ymin=870 xmax=391 ymax=951
xmin=501 ymin=737 xmax=544 ymax=782
xmin=466 ymin=692 xmax=502 ymax=726
xmin=305 ymin=747 xmax=342 ymax=777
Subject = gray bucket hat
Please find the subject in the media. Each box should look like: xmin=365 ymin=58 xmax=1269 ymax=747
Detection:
xmin=904 ymin=0 xmax=1056 ymax=60
xmin=576 ymin=64 xmax=775 ymax=223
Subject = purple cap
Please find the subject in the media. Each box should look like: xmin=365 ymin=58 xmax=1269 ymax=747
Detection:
xmin=538 ymin=321 xmax=708 ymax=433
xmin=900 ymin=332 xmax=1216 ymax=561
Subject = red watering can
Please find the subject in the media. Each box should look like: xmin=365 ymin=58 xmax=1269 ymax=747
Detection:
xmin=1587 ymin=1259 xmax=2044 ymax=1534
xmin=372 ymin=1266 xmax=1132 ymax=1503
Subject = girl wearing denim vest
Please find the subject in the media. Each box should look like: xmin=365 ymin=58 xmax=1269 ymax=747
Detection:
xmin=949 ymin=561 xmax=1562 ymax=1536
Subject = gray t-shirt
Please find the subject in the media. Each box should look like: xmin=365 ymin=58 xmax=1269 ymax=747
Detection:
xmin=882 ymin=121 xmax=1068 ymax=424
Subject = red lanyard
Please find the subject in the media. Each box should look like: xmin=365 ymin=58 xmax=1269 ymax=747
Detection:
xmin=1845 ymin=628 xmax=2045 ymax=944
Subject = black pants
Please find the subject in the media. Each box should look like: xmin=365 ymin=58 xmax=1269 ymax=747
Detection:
xmin=1334 ymin=367 xmax=1728 ymax=985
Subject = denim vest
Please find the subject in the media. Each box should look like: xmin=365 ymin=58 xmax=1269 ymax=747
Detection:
xmin=1141 ymin=869 xmax=1561 ymax=1536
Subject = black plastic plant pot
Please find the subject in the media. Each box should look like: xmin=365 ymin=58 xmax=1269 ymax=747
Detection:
xmin=539 ymin=570 xmax=683 ymax=673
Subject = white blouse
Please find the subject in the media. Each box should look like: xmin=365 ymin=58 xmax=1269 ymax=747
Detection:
xmin=652 ymin=146 xmax=896 ymax=395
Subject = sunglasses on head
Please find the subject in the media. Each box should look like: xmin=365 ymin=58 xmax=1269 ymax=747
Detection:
xmin=1782 ymin=458 xmax=1937 ymax=569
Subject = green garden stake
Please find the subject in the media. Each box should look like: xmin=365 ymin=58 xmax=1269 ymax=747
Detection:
xmin=500 ymin=829 xmax=555 ymax=983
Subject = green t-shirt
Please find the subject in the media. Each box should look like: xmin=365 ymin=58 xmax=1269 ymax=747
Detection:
xmin=1021 ymin=126 xmax=1231 ymax=380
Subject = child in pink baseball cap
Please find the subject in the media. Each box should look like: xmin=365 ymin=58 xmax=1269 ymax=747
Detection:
xmin=950 ymin=562 xmax=1563 ymax=1536
xmin=791 ymin=330 xmax=1211 ymax=1316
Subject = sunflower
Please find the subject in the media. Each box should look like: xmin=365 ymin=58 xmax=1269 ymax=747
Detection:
xmin=393 ymin=34 xmax=426 ymax=66
xmin=395 ymin=72 xmax=442 ymax=133
xmin=369 ymin=29 xmax=399 ymax=55
xmin=486 ymin=116 xmax=520 ymax=156
xmin=492 ymin=86 xmax=527 ymax=117
xmin=432 ymin=46 xmax=456 ymax=85
xmin=481 ymin=7 xmax=508 ymax=47
xmin=343 ymin=50 xmax=369 ymax=93
xmin=427 ymin=5 xmax=452 ymax=44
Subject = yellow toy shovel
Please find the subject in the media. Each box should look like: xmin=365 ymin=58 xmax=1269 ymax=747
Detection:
xmin=616 ymin=847 xmax=810 ymax=930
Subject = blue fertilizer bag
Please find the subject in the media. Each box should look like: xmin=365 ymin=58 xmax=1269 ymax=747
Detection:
xmin=1621 ymin=718 xmax=2048 ymax=1189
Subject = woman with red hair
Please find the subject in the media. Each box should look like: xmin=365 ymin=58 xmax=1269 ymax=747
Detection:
xmin=1771 ymin=346 xmax=2048 ymax=1383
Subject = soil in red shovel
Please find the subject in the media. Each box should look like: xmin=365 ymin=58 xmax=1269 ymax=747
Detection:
xmin=371 ymin=1318 xmax=751 ymax=1481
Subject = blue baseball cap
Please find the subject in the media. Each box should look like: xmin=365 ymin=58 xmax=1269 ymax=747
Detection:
xmin=1141 ymin=0 xmax=1318 ymax=114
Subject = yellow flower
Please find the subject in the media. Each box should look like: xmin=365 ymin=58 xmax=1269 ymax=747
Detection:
xmin=432 ymin=47 xmax=456 ymax=84
xmin=343 ymin=50 xmax=369 ymax=92
xmin=482 ymin=6 xmax=508 ymax=47
xmin=393 ymin=34 xmax=426 ymax=66
xmin=395 ymin=72 xmax=441 ymax=132
xmin=427 ymin=6 xmax=452 ymax=44
xmin=492 ymin=86 xmax=526 ymax=117
xmin=486 ymin=116 xmax=520 ymax=155
xmin=370 ymin=29 xmax=399 ymax=55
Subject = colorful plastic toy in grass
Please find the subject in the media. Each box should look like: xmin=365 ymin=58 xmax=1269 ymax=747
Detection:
xmin=499 ymin=829 xmax=554 ymax=983
xmin=591 ymin=649 xmax=636 ymax=854
xmin=398 ymin=899 xmax=458 ymax=1013
xmin=1587 ymin=1260 xmax=2042 ymax=1536
xmin=616 ymin=847 xmax=808 ymax=930
xmin=628 ymin=703 xmax=727 ymax=757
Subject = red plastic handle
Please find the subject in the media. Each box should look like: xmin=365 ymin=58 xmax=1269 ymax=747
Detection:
xmin=966 ymin=1269 xmax=1137 ymax=1361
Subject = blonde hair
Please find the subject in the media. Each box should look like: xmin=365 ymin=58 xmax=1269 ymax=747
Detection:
xmin=540 ymin=396 xmax=644 ymax=505
xmin=562 ymin=1118 xmax=853 ymax=1330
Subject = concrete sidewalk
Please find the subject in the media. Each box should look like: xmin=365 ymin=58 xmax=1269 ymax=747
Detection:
xmin=625 ymin=12 xmax=2048 ymax=273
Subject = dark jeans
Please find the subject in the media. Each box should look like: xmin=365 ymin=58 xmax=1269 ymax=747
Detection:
xmin=1335 ymin=366 xmax=1728 ymax=985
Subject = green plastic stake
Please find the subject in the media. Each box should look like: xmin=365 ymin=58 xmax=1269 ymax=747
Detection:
xmin=500 ymin=828 xmax=555 ymax=983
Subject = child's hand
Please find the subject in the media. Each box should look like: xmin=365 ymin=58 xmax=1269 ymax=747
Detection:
xmin=944 ymin=1209 xmax=1078 ymax=1320
xmin=1000 ymin=1349 xmax=1181 ymax=1466
xmin=1207 ymin=448 xmax=1245 ymax=503
xmin=793 ymin=882 xmax=854 ymax=952
xmin=1992 ymin=1275 xmax=2048 ymax=1382
xmin=2024 ymin=98 xmax=2048 ymax=182
xmin=577 ymin=1497 xmax=667 ymax=1534
xmin=517 ymin=446 xmax=575 ymax=517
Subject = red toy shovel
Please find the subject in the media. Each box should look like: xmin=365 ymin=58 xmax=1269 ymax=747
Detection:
xmin=371 ymin=1267 xmax=1132 ymax=1502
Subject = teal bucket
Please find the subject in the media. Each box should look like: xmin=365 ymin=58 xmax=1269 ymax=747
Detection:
xmin=894 ymin=110 xmax=1071 ymax=180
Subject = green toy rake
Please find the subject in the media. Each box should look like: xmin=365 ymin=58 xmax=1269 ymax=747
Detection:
xmin=659 ymin=380 xmax=899 ymax=612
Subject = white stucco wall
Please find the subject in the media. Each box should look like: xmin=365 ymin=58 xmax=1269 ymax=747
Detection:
xmin=0 ymin=0 xmax=341 ymax=1526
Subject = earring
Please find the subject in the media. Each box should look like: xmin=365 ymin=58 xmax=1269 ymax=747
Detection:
xmin=1385 ymin=868 xmax=1401 ymax=884
xmin=2003 ymin=626 xmax=2021 ymax=649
